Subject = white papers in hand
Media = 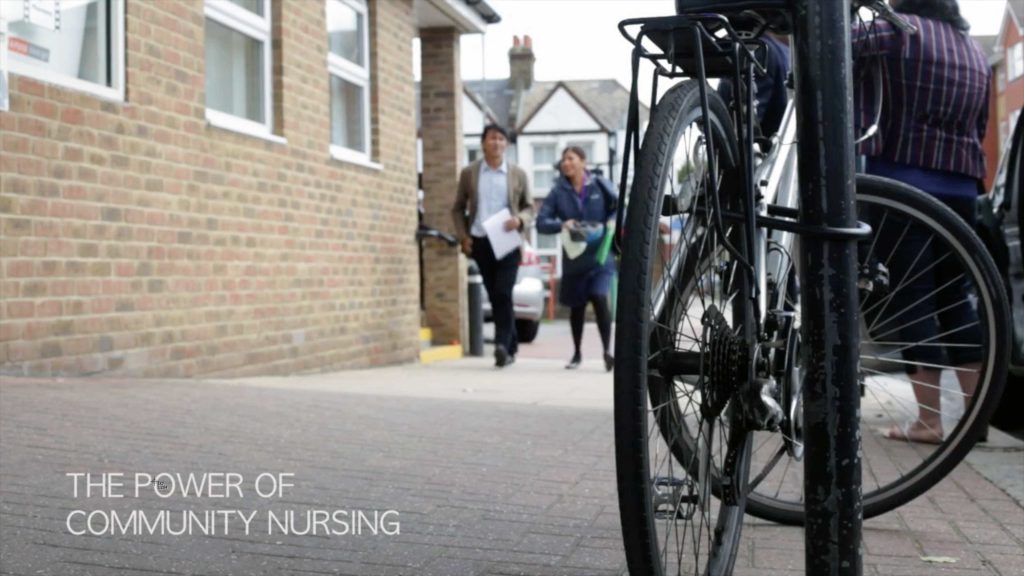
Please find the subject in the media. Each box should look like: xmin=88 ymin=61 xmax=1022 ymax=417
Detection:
xmin=482 ymin=208 xmax=522 ymax=260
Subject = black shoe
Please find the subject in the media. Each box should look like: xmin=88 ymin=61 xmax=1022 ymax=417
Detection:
xmin=604 ymin=353 xmax=614 ymax=372
xmin=506 ymin=355 xmax=516 ymax=366
xmin=565 ymin=354 xmax=581 ymax=370
xmin=495 ymin=345 xmax=510 ymax=368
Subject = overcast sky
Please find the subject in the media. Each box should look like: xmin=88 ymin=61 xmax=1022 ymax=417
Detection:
xmin=420 ymin=0 xmax=1011 ymax=106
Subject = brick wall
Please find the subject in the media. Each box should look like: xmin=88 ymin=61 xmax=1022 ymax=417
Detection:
xmin=0 ymin=0 xmax=422 ymax=377
xmin=419 ymin=27 xmax=467 ymax=348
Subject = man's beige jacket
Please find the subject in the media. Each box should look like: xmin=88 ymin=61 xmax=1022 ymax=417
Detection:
xmin=451 ymin=159 xmax=535 ymax=242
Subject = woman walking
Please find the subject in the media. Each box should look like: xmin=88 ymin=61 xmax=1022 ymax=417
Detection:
xmin=537 ymin=146 xmax=618 ymax=371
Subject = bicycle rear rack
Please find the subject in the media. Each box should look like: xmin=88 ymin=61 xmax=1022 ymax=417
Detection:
xmin=613 ymin=14 xmax=770 ymax=273
xmin=612 ymin=13 xmax=871 ymax=261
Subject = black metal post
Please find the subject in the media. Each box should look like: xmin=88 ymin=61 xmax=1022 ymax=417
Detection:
xmin=791 ymin=1 xmax=862 ymax=575
xmin=466 ymin=261 xmax=484 ymax=357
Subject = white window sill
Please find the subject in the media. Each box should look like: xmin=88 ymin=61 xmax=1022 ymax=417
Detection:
xmin=206 ymin=109 xmax=287 ymax=145
xmin=9 ymin=65 xmax=125 ymax=104
xmin=329 ymin=145 xmax=382 ymax=170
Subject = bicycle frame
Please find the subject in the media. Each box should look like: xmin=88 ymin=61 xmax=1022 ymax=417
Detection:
xmin=755 ymin=99 xmax=800 ymax=322
xmin=615 ymin=2 xmax=865 ymax=573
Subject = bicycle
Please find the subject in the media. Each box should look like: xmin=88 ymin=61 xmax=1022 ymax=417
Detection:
xmin=612 ymin=1 xmax=1010 ymax=574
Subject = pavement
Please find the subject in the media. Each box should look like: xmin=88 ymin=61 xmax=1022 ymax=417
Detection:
xmin=1 ymin=319 xmax=1022 ymax=576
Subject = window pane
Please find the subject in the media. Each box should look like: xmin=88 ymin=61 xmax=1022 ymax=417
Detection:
xmin=205 ymin=18 xmax=265 ymax=122
xmin=534 ymin=168 xmax=554 ymax=192
xmin=228 ymin=0 xmax=264 ymax=16
xmin=533 ymin=144 xmax=555 ymax=164
xmin=7 ymin=0 xmax=111 ymax=86
xmin=327 ymin=0 xmax=365 ymax=66
xmin=536 ymin=231 xmax=559 ymax=250
xmin=1011 ymin=43 xmax=1019 ymax=79
xmin=331 ymin=75 xmax=366 ymax=152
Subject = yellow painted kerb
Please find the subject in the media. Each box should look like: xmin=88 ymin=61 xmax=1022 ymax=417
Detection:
xmin=419 ymin=345 xmax=463 ymax=364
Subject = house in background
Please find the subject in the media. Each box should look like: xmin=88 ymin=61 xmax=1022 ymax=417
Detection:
xmin=982 ymin=0 xmax=1024 ymax=189
xmin=457 ymin=36 xmax=649 ymax=276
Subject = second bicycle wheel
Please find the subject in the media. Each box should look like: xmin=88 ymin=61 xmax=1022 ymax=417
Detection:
xmin=741 ymin=175 xmax=1010 ymax=524
xmin=615 ymin=79 xmax=752 ymax=575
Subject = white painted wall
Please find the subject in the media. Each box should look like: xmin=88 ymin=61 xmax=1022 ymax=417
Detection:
xmin=520 ymin=87 xmax=601 ymax=132
xmin=462 ymin=93 xmax=487 ymax=135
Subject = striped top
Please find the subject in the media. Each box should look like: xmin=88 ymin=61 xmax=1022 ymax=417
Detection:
xmin=853 ymin=14 xmax=991 ymax=181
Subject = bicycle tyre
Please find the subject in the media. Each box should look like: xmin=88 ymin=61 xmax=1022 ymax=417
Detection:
xmin=615 ymin=79 xmax=751 ymax=576
xmin=742 ymin=175 xmax=1010 ymax=524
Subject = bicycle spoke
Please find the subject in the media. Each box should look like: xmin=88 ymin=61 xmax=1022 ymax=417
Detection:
xmin=868 ymin=272 xmax=966 ymax=335
xmin=859 ymin=355 xmax=980 ymax=378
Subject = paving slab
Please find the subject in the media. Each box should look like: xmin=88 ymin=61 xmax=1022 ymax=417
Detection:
xmin=1 ymin=323 xmax=1021 ymax=575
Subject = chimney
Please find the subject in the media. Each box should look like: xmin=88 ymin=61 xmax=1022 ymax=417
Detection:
xmin=509 ymin=34 xmax=535 ymax=90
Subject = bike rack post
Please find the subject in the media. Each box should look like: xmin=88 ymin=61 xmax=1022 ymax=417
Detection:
xmin=792 ymin=1 xmax=863 ymax=574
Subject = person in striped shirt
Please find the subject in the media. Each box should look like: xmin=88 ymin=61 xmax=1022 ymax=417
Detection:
xmin=853 ymin=0 xmax=990 ymax=444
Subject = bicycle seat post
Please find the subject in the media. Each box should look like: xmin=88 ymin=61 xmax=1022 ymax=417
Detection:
xmin=791 ymin=1 xmax=863 ymax=575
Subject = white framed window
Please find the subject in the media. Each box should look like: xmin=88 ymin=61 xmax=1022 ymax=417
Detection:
xmin=204 ymin=0 xmax=277 ymax=140
xmin=1010 ymin=42 xmax=1024 ymax=81
xmin=465 ymin=141 xmax=481 ymax=165
xmin=327 ymin=0 xmax=373 ymax=166
xmin=532 ymin=143 xmax=557 ymax=192
xmin=3 ymin=0 xmax=125 ymax=102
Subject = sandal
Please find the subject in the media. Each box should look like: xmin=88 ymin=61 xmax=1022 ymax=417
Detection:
xmin=883 ymin=422 xmax=943 ymax=445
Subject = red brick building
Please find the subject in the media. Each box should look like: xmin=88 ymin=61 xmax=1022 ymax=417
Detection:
xmin=0 ymin=0 xmax=497 ymax=377
xmin=983 ymin=0 xmax=1024 ymax=188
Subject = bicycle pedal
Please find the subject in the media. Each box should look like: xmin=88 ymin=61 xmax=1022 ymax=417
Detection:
xmin=652 ymin=477 xmax=699 ymax=520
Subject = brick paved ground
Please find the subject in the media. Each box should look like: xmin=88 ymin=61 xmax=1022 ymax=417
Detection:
xmin=0 ymin=370 xmax=625 ymax=576
xmin=1 ymin=338 xmax=1022 ymax=575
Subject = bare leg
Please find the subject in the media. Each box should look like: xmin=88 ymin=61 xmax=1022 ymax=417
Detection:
xmin=955 ymin=361 xmax=980 ymax=400
xmin=957 ymin=361 xmax=984 ymax=440
xmin=886 ymin=367 xmax=944 ymax=444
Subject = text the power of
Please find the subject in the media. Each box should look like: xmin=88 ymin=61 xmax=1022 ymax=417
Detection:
xmin=66 ymin=473 xmax=295 ymax=498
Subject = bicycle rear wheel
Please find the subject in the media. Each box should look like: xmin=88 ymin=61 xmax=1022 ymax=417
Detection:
xmin=742 ymin=175 xmax=1009 ymax=524
xmin=615 ymin=79 xmax=752 ymax=575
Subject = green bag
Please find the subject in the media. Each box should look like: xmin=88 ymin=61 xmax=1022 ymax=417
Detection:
xmin=595 ymin=220 xmax=616 ymax=266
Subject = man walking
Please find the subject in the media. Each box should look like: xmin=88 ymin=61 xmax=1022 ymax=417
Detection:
xmin=452 ymin=124 xmax=534 ymax=367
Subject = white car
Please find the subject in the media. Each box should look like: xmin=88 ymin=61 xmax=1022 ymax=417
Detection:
xmin=478 ymin=242 xmax=546 ymax=343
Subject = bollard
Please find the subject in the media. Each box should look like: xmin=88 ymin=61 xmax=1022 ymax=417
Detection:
xmin=467 ymin=261 xmax=484 ymax=357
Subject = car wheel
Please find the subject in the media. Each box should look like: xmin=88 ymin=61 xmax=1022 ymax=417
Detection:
xmin=516 ymin=319 xmax=539 ymax=344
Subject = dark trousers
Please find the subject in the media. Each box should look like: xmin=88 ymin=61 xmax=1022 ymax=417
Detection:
xmin=472 ymin=236 xmax=520 ymax=356
xmin=863 ymin=195 xmax=982 ymax=369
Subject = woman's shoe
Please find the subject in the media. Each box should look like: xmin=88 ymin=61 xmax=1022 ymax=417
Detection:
xmin=882 ymin=421 xmax=943 ymax=445
xmin=565 ymin=354 xmax=581 ymax=370
xmin=604 ymin=353 xmax=614 ymax=372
